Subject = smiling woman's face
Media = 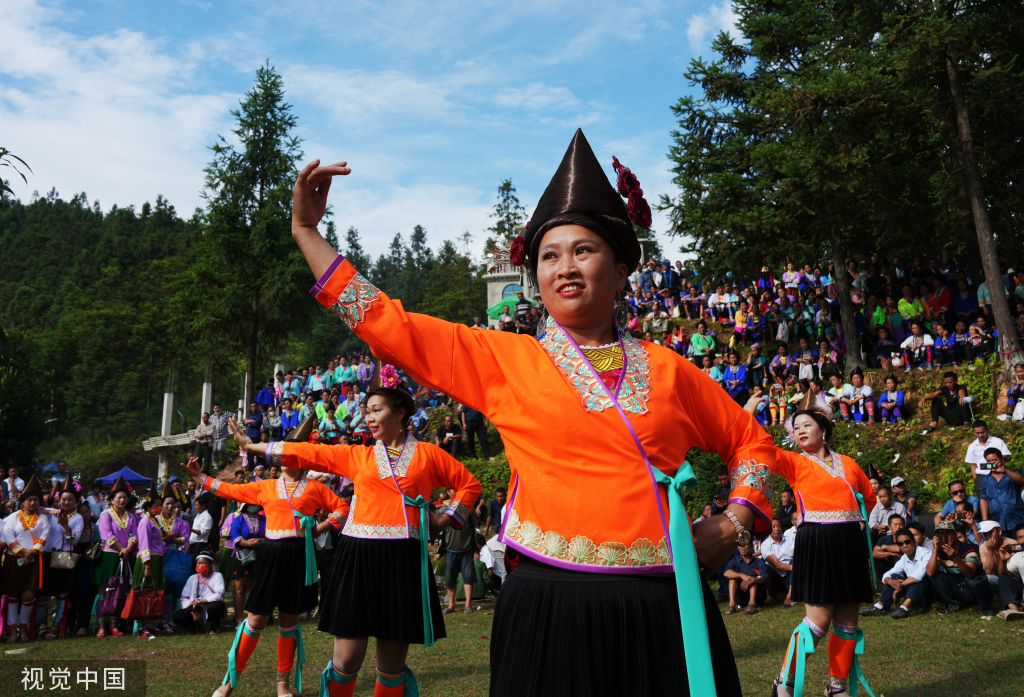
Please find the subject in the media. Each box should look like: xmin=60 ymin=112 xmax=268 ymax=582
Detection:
xmin=535 ymin=225 xmax=627 ymax=330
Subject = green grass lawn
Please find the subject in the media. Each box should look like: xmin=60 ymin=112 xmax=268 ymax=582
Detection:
xmin=3 ymin=592 xmax=1023 ymax=697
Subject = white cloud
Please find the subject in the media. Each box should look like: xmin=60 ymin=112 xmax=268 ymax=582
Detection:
xmin=686 ymin=1 xmax=738 ymax=53
xmin=494 ymin=83 xmax=580 ymax=111
xmin=0 ymin=0 xmax=235 ymax=212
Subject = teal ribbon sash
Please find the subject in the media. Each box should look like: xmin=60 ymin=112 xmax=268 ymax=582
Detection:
xmin=651 ymin=461 xmax=717 ymax=697
xmin=296 ymin=512 xmax=319 ymax=586
xmin=280 ymin=625 xmax=306 ymax=693
xmin=403 ymin=495 xmax=435 ymax=648
xmin=832 ymin=627 xmax=875 ymax=697
xmin=781 ymin=622 xmax=818 ymax=697
xmin=378 ymin=667 xmax=420 ymax=697
xmin=223 ymin=619 xmax=259 ymax=687
xmin=319 ymin=661 xmax=356 ymax=697
xmin=853 ymin=492 xmax=876 ymax=584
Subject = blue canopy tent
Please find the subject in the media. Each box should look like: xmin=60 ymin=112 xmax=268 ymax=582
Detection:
xmin=96 ymin=466 xmax=151 ymax=486
xmin=41 ymin=461 xmax=59 ymax=473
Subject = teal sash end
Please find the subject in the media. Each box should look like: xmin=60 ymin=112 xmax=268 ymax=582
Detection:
xmin=832 ymin=627 xmax=875 ymax=697
xmin=280 ymin=625 xmax=306 ymax=693
xmin=297 ymin=512 xmax=319 ymax=586
xmin=651 ymin=461 xmax=717 ymax=697
xmin=782 ymin=622 xmax=818 ymax=697
xmin=377 ymin=667 xmax=419 ymax=697
xmin=403 ymin=495 xmax=435 ymax=647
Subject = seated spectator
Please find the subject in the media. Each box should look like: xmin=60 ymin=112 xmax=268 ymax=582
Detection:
xmin=643 ymin=306 xmax=670 ymax=335
xmin=932 ymin=323 xmax=957 ymax=367
xmin=745 ymin=344 xmax=768 ymax=388
xmin=873 ymin=326 xmax=900 ymax=372
xmin=862 ymin=528 xmax=933 ymax=619
xmin=769 ymin=343 xmax=795 ymax=385
xmin=933 ymin=480 xmax=980 ymax=526
xmin=878 ymin=374 xmax=905 ymax=423
xmin=318 ymin=406 xmax=342 ymax=445
xmin=872 ymin=513 xmax=907 ymax=579
xmin=1003 ymin=363 xmax=1024 ymax=422
xmin=435 ymin=414 xmax=463 ymax=458
xmin=907 ymin=521 xmax=934 ymax=553
xmin=690 ymin=321 xmax=716 ymax=367
xmin=775 ymin=488 xmax=797 ymax=532
xmin=838 ymin=367 xmax=875 ymax=423
xmin=975 ymin=520 xmax=1012 ymax=593
xmin=926 ymin=520 xmax=993 ymax=616
xmin=901 ymin=320 xmax=934 ymax=372
xmin=968 ymin=318 xmax=996 ymax=361
xmin=173 ymin=552 xmax=227 ymax=634
xmin=979 ymin=448 xmax=1024 ymax=532
xmin=815 ymin=338 xmax=841 ymax=381
xmin=952 ymin=320 xmax=974 ymax=363
xmin=722 ymin=541 xmax=769 ymax=615
xmin=868 ymin=486 xmax=908 ymax=544
xmin=891 ymin=477 xmax=917 ymax=522
xmin=997 ymin=523 xmax=1024 ymax=621
xmin=919 ymin=371 xmax=968 ymax=432
xmin=767 ymin=383 xmax=789 ymax=426
xmin=761 ymin=519 xmax=795 ymax=606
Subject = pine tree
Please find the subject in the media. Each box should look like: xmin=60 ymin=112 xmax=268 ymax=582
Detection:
xmin=343 ymin=225 xmax=372 ymax=271
xmin=487 ymin=179 xmax=527 ymax=241
xmin=192 ymin=62 xmax=312 ymax=403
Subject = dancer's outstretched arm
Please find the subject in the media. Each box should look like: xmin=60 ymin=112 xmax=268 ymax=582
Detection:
xmin=289 ymin=158 xmax=506 ymax=416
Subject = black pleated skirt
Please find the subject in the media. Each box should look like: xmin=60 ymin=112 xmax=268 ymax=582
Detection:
xmin=790 ymin=522 xmax=874 ymax=605
xmin=245 ymin=538 xmax=318 ymax=616
xmin=489 ymin=555 xmax=742 ymax=697
xmin=317 ymin=534 xmax=446 ymax=644
xmin=1 ymin=553 xmax=41 ymax=596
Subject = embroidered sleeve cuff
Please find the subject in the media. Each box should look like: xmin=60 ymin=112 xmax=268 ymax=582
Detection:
xmin=268 ymin=441 xmax=286 ymax=468
xmin=9 ymin=542 xmax=22 ymax=554
xmin=327 ymin=513 xmax=343 ymax=529
xmin=443 ymin=508 xmax=466 ymax=529
xmin=106 ymin=536 xmax=118 ymax=546
xmin=206 ymin=477 xmax=222 ymax=494
xmin=32 ymin=540 xmax=45 ymax=551
xmin=140 ymin=550 xmax=151 ymax=562
xmin=309 ymin=255 xmax=346 ymax=297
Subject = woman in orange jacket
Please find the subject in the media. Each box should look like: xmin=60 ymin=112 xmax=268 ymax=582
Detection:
xmin=228 ymin=374 xmax=480 ymax=697
xmin=749 ymin=392 xmax=878 ymax=697
xmin=181 ymin=453 xmax=348 ymax=697
xmin=287 ymin=130 xmax=779 ymax=697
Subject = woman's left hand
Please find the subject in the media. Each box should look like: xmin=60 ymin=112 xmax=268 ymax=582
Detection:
xmin=693 ymin=515 xmax=739 ymax=578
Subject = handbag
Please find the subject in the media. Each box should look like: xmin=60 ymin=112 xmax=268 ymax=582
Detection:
xmin=121 ymin=577 xmax=165 ymax=621
xmin=100 ymin=560 xmax=131 ymax=617
xmin=234 ymin=545 xmax=257 ymax=567
xmin=50 ymin=550 xmax=80 ymax=570
xmin=85 ymin=541 xmax=103 ymax=564
xmin=163 ymin=548 xmax=193 ymax=592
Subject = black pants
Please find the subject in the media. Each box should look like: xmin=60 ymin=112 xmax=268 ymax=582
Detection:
xmin=194 ymin=442 xmax=213 ymax=473
xmin=930 ymin=572 xmax=993 ymax=612
xmin=173 ymin=602 xmax=227 ymax=633
xmin=999 ymin=575 xmax=1024 ymax=607
xmin=465 ymin=423 xmax=490 ymax=459
xmin=441 ymin=439 xmax=459 ymax=458
xmin=931 ymin=399 xmax=965 ymax=426
xmin=877 ymin=573 xmax=931 ymax=609
xmin=767 ymin=567 xmax=792 ymax=595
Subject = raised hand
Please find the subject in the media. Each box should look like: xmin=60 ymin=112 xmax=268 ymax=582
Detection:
xmin=182 ymin=455 xmax=202 ymax=479
xmin=293 ymin=159 xmax=350 ymax=231
xmin=228 ymin=417 xmax=252 ymax=450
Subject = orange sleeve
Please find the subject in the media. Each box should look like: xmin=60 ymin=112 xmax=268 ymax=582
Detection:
xmin=267 ymin=441 xmax=356 ymax=479
xmin=202 ymin=476 xmax=264 ymax=506
xmin=679 ymin=357 xmax=778 ymax=538
xmin=308 ymin=480 xmax=350 ymax=531
xmin=429 ymin=448 xmax=482 ymax=529
xmin=309 ymin=255 xmax=505 ymax=413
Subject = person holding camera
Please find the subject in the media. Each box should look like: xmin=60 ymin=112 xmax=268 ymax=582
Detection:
xmin=925 ymin=521 xmax=993 ymax=617
xmin=978 ymin=448 xmax=1024 ymax=533
xmin=996 ymin=523 xmax=1024 ymax=621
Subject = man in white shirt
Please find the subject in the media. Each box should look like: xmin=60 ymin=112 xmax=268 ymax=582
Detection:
xmin=172 ymin=551 xmax=226 ymax=633
xmin=965 ymin=420 xmax=1012 ymax=478
xmin=782 ymin=510 xmax=799 ymax=547
xmin=760 ymin=519 xmax=795 ymax=605
xmin=861 ymin=528 xmax=933 ymax=618
xmin=2 ymin=467 xmax=26 ymax=501
xmin=189 ymin=494 xmax=213 ymax=557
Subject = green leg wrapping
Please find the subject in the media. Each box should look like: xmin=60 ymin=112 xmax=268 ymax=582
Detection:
xmin=781 ymin=621 xmax=822 ymax=697
xmin=319 ymin=660 xmax=356 ymax=697
xmin=831 ymin=627 xmax=875 ymax=697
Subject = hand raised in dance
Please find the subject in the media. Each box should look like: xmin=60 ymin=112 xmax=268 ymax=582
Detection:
xmin=181 ymin=455 xmax=203 ymax=479
xmin=292 ymin=158 xmax=350 ymax=232
xmin=228 ymin=417 xmax=253 ymax=450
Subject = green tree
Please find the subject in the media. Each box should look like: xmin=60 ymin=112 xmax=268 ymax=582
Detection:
xmin=486 ymin=179 xmax=527 ymax=242
xmin=420 ymin=241 xmax=486 ymax=324
xmin=191 ymin=62 xmax=313 ymax=403
xmin=0 ymin=147 xmax=30 ymax=202
xmin=343 ymin=225 xmax=372 ymax=271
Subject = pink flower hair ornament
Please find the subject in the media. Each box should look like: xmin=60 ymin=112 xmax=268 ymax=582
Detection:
xmin=379 ymin=364 xmax=402 ymax=389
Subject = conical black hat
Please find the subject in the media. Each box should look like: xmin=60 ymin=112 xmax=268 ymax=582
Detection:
xmin=525 ymin=129 xmax=640 ymax=271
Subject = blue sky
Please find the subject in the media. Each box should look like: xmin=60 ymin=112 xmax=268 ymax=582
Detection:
xmin=1 ymin=0 xmax=738 ymax=259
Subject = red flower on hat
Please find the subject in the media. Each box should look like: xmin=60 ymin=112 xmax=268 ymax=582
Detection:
xmin=509 ymin=234 xmax=527 ymax=267
xmin=612 ymin=156 xmax=651 ymax=229
xmin=627 ymin=189 xmax=652 ymax=229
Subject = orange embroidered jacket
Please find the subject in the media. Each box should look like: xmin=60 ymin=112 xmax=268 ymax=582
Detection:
xmin=202 ymin=475 xmax=348 ymax=540
xmin=268 ymin=434 xmax=481 ymax=539
xmin=775 ymin=450 xmax=877 ymax=525
xmin=309 ymin=256 xmax=778 ymax=575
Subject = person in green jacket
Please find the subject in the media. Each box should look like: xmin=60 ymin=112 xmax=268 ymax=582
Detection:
xmin=691 ymin=320 xmax=716 ymax=368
